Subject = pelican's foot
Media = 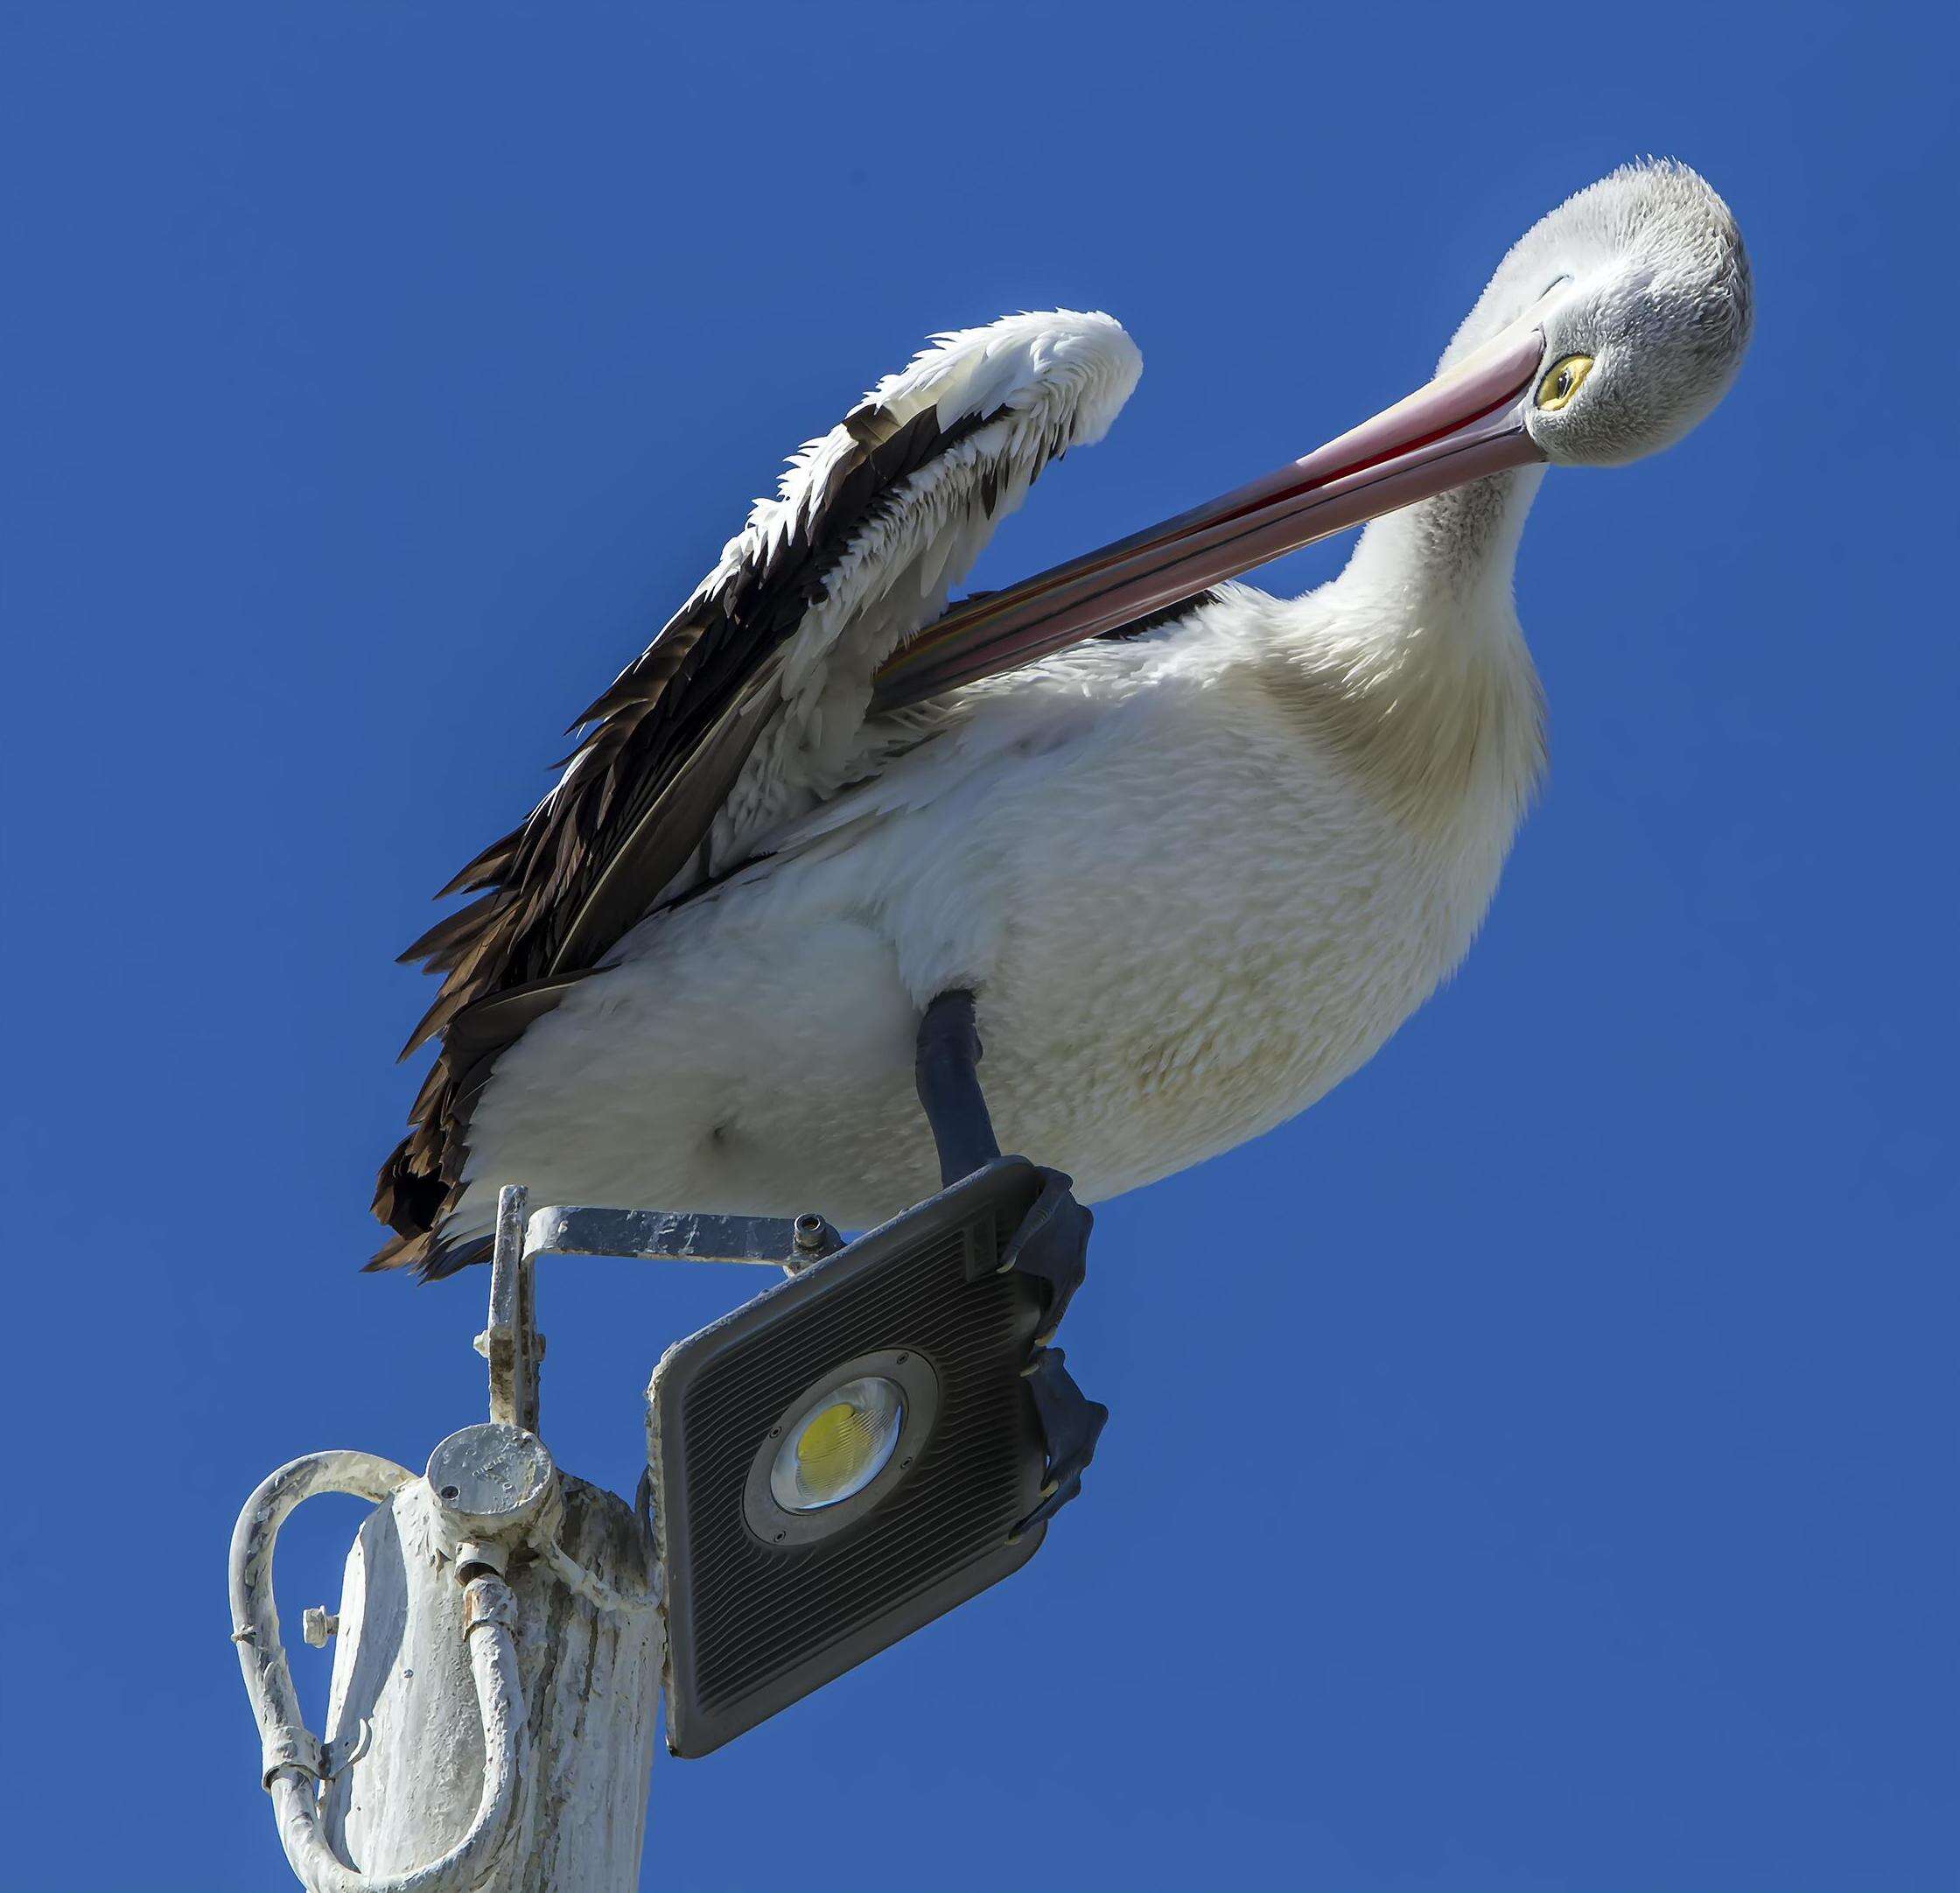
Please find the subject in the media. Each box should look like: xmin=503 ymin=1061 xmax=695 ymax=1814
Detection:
xmin=1002 ymin=1165 xmax=1092 ymax=1345
xmin=1013 ymin=1343 xmax=1109 ymax=1540
xmin=997 ymin=1166 xmax=1104 ymax=1534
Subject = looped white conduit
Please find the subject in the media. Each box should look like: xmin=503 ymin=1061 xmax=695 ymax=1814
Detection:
xmin=228 ymin=1451 xmax=530 ymax=1893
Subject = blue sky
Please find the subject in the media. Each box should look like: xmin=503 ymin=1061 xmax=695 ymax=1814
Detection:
xmin=3 ymin=4 xmax=1953 ymax=1889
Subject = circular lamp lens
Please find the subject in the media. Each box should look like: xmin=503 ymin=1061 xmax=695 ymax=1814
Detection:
xmin=770 ymin=1376 xmax=906 ymax=1511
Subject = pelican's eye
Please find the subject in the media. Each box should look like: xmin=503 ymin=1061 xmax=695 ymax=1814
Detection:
xmin=1536 ymin=354 xmax=1594 ymax=411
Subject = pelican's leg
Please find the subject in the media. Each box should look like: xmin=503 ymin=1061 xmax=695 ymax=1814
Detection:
xmin=914 ymin=991 xmax=1106 ymax=1531
xmin=912 ymin=988 xmax=1093 ymax=1333
xmin=914 ymin=990 xmax=1002 ymax=1187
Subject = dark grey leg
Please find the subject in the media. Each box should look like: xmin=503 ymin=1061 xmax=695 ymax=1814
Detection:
xmin=914 ymin=989 xmax=1104 ymax=1535
xmin=915 ymin=990 xmax=1002 ymax=1187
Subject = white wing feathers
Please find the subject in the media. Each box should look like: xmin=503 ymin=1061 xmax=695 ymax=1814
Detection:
xmin=705 ymin=311 xmax=1141 ymax=879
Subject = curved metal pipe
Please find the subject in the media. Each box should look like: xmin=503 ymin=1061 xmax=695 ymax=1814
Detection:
xmin=228 ymin=1452 xmax=529 ymax=1893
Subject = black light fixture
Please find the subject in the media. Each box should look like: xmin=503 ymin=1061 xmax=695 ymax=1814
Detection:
xmin=647 ymin=1156 xmax=1105 ymax=1758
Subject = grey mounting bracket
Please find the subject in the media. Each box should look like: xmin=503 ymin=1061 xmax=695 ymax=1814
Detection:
xmin=477 ymin=1183 xmax=845 ymax=1433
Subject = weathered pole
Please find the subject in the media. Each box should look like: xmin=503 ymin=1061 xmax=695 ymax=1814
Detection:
xmin=231 ymin=1187 xmax=665 ymax=1893
xmin=318 ymin=1472 xmax=660 ymax=1890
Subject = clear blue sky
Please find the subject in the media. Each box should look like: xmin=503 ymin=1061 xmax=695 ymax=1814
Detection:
xmin=3 ymin=4 xmax=1952 ymax=1889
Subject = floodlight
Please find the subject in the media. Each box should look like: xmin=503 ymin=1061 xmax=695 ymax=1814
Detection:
xmin=648 ymin=1156 xmax=1104 ymax=1757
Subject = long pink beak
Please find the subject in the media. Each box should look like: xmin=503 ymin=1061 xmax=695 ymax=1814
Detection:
xmin=872 ymin=320 xmax=1550 ymax=712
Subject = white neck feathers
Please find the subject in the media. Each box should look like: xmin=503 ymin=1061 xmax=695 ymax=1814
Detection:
xmin=1249 ymin=467 xmax=1549 ymax=838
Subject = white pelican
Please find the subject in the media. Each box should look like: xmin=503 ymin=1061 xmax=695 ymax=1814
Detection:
xmin=374 ymin=159 xmax=1751 ymax=1284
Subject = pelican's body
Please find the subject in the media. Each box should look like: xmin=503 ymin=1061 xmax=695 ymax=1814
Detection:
xmin=374 ymin=162 xmax=1749 ymax=1273
xmin=468 ymin=545 xmax=1538 ymax=1228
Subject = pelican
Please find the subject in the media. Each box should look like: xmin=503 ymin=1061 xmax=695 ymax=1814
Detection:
xmin=374 ymin=160 xmax=1751 ymax=1290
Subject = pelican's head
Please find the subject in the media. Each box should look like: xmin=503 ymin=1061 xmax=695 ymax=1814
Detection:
xmin=875 ymin=162 xmax=1754 ymax=709
xmin=1448 ymin=159 xmax=1753 ymax=469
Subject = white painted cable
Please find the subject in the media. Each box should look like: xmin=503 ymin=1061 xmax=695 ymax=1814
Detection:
xmin=532 ymin=1529 xmax=656 ymax=1616
xmin=229 ymin=1452 xmax=529 ymax=1893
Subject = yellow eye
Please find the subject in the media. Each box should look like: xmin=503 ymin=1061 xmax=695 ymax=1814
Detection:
xmin=1536 ymin=354 xmax=1594 ymax=411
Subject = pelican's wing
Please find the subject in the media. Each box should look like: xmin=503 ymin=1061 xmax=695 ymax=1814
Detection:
xmin=373 ymin=311 xmax=1140 ymax=1272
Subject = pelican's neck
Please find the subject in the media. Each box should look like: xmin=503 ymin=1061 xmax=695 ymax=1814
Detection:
xmin=1338 ymin=463 xmax=1544 ymax=612
xmin=1256 ymin=465 xmax=1549 ymax=837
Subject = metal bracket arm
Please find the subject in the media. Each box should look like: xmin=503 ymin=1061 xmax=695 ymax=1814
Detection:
xmin=480 ymin=1184 xmax=846 ymax=1435
xmin=525 ymin=1202 xmax=843 ymax=1270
